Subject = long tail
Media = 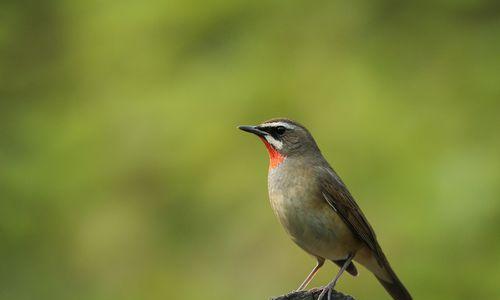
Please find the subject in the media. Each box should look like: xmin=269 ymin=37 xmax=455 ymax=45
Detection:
xmin=375 ymin=255 xmax=412 ymax=300
xmin=376 ymin=275 xmax=412 ymax=300
xmin=356 ymin=247 xmax=412 ymax=300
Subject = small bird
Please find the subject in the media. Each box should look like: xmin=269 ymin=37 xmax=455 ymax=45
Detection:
xmin=238 ymin=118 xmax=412 ymax=300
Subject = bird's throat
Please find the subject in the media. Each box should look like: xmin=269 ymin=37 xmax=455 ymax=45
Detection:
xmin=259 ymin=137 xmax=285 ymax=169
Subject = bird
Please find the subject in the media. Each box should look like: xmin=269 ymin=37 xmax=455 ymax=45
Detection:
xmin=238 ymin=118 xmax=412 ymax=300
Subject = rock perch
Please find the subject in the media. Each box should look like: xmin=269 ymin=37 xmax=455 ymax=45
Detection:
xmin=271 ymin=288 xmax=355 ymax=300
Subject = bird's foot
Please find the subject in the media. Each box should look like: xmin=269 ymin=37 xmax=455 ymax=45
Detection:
xmin=317 ymin=283 xmax=336 ymax=300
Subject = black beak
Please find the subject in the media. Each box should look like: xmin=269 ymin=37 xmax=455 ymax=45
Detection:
xmin=238 ymin=125 xmax=267 ymax=137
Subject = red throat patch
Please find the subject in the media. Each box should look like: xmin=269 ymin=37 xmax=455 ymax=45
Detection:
xmin=259 ymin=137 xmax=286 ymax=169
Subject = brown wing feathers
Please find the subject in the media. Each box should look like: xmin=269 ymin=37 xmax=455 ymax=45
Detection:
xmin=319 ymin=169 xmax=384 ymax=265
xmin=319 ymin=166 xmax=412 ymax=300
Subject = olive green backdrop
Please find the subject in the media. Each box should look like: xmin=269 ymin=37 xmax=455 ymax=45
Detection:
xmin=1 ymin=1 xmax=499 ymax=299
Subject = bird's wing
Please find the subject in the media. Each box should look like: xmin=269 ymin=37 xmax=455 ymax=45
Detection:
xmin=317 ymin=166 xmax=384 ymax=265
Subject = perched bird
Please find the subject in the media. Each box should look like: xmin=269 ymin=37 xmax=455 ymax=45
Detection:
xmin=238 ymin=118 xmax=412 ymax=300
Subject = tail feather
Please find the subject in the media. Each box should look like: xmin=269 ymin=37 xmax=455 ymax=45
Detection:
xmin=376 ymin=256 xmax=412 ymax=300
xmin=357 ymin=247 xmax=412 ymax=300
xmin=376 ymin=274 xmax=412 ymax=300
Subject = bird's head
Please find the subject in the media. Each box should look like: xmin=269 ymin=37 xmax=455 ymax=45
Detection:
xmin=238 ymin=118 xmax=320 ymax=169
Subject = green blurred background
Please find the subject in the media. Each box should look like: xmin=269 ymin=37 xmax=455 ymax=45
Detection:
xmin=1 ymin=1 xmax=499 ymax=299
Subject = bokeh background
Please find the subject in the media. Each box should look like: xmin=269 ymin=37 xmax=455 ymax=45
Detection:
xmin=1 ymin=1 xmax=500 ymax=299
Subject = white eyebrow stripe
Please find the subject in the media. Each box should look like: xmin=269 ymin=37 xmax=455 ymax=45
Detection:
xmin=260 ymin=122 xmax=295 ymax=129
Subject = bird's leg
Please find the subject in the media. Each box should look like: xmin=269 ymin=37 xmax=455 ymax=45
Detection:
xmin=296 ymin=257 xmax=325 ymax=291
xmin=317 ymin=253 xmax=355 ymax=300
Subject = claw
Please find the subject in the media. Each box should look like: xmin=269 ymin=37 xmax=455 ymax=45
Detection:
xmin=317 ymin=286 xmax=330 ymax=300
xmin=316 ymin=253 xmax=355 ymax=300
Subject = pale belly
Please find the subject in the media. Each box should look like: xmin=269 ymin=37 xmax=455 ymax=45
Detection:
xmin=268 ymin=190 xmax=362 ymax=261
xmin=266 ymin=160 xmax=383 ymax=280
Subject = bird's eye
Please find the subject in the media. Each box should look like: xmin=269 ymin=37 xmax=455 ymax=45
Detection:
xmin=276 ymin=126 xmax=286 ymax=135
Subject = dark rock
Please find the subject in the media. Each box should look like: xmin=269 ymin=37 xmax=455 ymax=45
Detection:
xmin=271 ymin=288 xmax=355 ymax=300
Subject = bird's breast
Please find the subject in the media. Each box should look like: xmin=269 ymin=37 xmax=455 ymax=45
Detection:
xmin=267 ymin=160 xmax=361 ymax=260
